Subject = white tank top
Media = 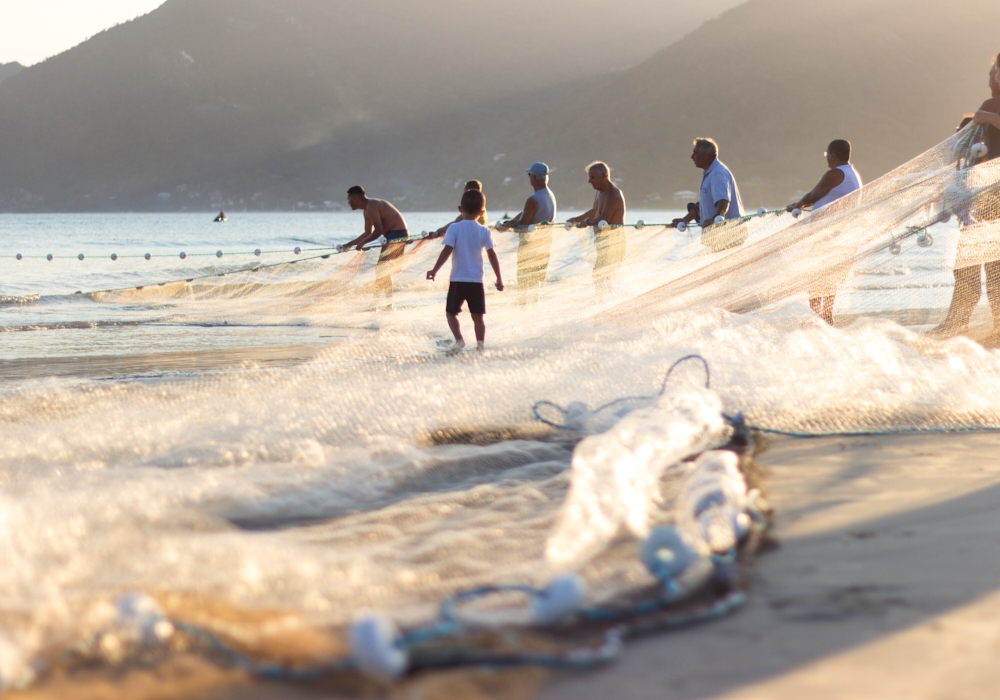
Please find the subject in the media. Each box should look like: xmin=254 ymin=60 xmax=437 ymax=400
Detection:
xmin=813 ymin=164 xmax=862 ymax=210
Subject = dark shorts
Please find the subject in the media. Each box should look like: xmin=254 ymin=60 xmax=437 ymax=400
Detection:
xmin=446 ymin=282 xmax=486 ymax=315
xmin=376 ymin=230 xmax=408 ymax=278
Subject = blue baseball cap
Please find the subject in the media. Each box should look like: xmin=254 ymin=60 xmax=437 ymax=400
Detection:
xmin=526 ymin=162 xmax=550 ymax=177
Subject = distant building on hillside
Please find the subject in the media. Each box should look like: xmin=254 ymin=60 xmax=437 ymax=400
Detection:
xmin=673 ymin=190 xmax=697 ymax=201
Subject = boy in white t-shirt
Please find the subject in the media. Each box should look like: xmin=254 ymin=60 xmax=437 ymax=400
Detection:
xmin=426 ymin=190 xmax=504 ymax=354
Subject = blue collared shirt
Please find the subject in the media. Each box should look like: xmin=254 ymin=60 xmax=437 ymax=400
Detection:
xmin=699 ymin=159 xmax=744 ymax=226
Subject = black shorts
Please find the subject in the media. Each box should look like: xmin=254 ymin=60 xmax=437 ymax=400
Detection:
xmin=446 ymin=282 xmax=486 ymax=315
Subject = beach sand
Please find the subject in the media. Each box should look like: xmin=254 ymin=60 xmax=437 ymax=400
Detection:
xmin=14 ymin=432 xmax=1000 ymax=699
xmin=540 ymin=433 xmax=1000 ymax=700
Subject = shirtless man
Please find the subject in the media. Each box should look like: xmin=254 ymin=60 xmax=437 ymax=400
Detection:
xmin=340 ymin=185 xmax=409 ymax=311
xmin=567 ymin=161 xmax=626 ymax=298
xmin=787 ymin=139 xmax=863 ymax=325
xmin=499 ymin=163 xmax=557 ymax=306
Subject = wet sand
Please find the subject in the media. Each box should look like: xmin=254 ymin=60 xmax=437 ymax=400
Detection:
xmin=14 ymin=433 xmax=1000 ymax=699
xmin=0 ymin=344 xmax=330 ymax=382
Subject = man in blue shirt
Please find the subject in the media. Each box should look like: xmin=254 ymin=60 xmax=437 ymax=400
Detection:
xmin=673 ymin=137 xmax=744 ymax=229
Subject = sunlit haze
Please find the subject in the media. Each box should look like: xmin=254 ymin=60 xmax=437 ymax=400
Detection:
xmin=0 ymin=0 xmax=164 ymax=65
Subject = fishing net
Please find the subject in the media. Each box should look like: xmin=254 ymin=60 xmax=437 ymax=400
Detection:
xmin=3 ymin=125 xmax=1000 ymax=692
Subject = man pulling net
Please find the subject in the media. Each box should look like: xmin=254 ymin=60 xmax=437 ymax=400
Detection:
xmin=567 ymin=161 xmax=626 ymax=299
xmin=341 ymin=186 xmax=410 ymax=311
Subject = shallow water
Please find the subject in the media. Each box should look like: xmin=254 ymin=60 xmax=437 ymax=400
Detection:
xmin=1 ymin=210 xmax=998 ymax=678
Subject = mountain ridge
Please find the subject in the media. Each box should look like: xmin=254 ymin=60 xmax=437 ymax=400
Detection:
xmin=1 ymin=0 xmax=998 ymax=212
xmin=0 ymin=0 xmax=743 ymax=212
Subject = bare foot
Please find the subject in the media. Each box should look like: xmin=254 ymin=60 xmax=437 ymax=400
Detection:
xmin=446 ymin=340 xmax=466 ymax=356
xmin=476 ymin=341 xmax=485 ymax=353
xmin=927 ymin=321 xmax=967 ymax=339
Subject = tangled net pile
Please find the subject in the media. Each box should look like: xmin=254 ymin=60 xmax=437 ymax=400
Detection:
xmin=2 ymin=126 xmax=1000 ymax=692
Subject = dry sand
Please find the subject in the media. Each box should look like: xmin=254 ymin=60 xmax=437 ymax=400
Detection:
xmin=16 ymin=433 xmax=1000 ymax=699
xmin=540 ymin=433 xmax=1000 ymax=700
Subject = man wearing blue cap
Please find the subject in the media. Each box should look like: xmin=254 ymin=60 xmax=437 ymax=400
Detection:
xmin=499 ymin=163 xmax=558 ymax=306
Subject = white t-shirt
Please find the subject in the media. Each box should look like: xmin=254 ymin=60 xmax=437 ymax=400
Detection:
xmin=443 ymin=219 xmax=495 ymax=283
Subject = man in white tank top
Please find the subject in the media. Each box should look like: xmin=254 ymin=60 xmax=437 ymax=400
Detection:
xmin=787 ymin=139 xmax=863 ymax=324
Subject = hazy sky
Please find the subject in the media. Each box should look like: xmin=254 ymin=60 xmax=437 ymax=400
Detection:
xmin=0 ymin=0 xmax=164 ymax=65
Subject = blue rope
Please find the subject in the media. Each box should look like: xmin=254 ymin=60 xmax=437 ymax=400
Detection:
xmin=534 ymin=353 xmax=1000 ymax=439
xmin=533 ymin=354 xmax=711 ymax=430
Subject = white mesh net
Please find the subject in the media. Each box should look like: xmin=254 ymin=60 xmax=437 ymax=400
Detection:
xmin=3 ymin=126 xmax=1000 ymax=684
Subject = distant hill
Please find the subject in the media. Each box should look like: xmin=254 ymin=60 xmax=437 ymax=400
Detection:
xmin=454 ymin=0 xmax=1000 ymax=209
xmin=0 ymin=0 xmax=743 ymax=212
xmin=0 ymin=63 xmax=23 ymax=86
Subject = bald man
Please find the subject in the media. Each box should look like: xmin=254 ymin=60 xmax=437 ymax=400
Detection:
xmin=568 ymin=161 xmax=626 ymax=298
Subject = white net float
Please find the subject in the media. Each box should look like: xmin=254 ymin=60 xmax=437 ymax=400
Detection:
xmin=635 ymin=219 xmax=645 ymax=229
xmin=677 ymin=221 xmax=687 ymax=231
xmin=757 ymin=207 xmax=767 ymax=216
xmin=970 ymin=142 xmax=989 ymax=160
xmin=531 ymin=574 xmax=586 ymax=624
xmin=791 ymin=208 xmax=802 ymax=218
xmin=714 ymin=215 xmax=725 ymax=224
xmin=597 ymin=220 xmax=609 ymax=231
xmin=349 ymin=614 xmax=407 ymax=679
xmin=944 ymin=185 xmax=966 ymax=214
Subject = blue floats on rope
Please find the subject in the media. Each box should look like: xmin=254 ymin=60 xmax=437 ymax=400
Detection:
xmin=144 ymin=253 xmax=151 ymax=260
xmin=46 ymin=254 xmax=53 ymax=261
xmin=15 ymin=254 xmax=21 ymax=261
xmin=639 ymin=526 xmax=701 ymax=585
xmin=110 ymin=253 xmax=117 ymax=261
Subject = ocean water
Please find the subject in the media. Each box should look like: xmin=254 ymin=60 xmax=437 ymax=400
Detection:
xmin=2 ymin=209 xmax=1000 ymax=680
